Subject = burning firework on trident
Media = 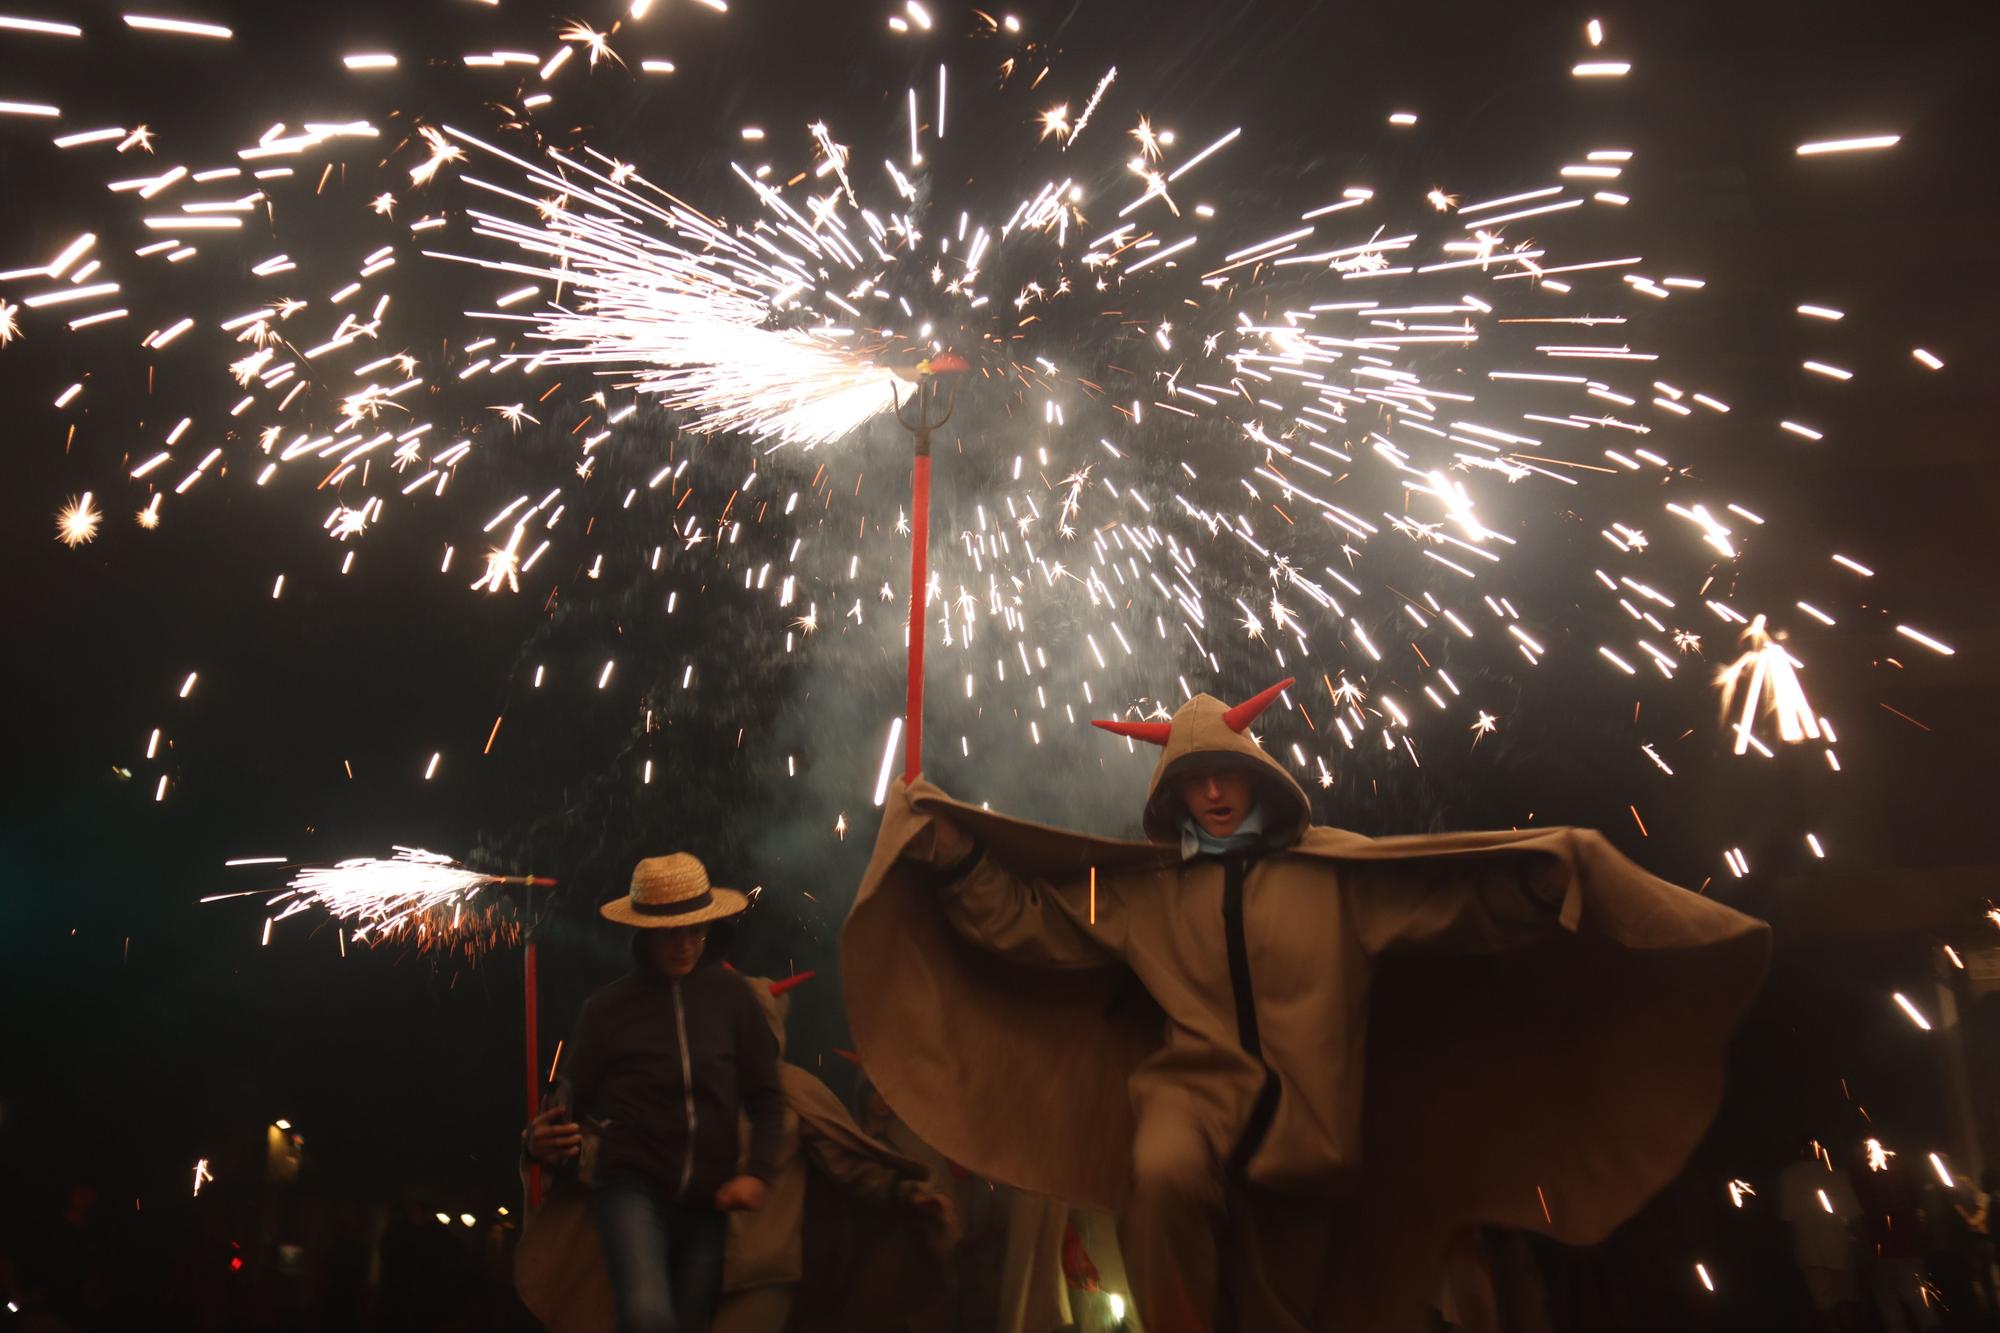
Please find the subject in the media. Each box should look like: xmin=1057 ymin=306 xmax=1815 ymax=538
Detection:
xmin=891 ymin=352 xmax=969 ymax=783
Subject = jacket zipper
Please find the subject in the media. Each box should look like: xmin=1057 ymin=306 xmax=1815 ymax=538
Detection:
xmin=672 ymin=981 xmax=697 ymax=1197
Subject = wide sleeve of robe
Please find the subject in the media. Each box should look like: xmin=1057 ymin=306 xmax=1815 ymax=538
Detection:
xmin=935 ymin=841 xmax=1134 ymax=969
xmin=1342 ymin=842 xmax=1575 ymax=957
xmin=844 ymin=778 xmax=1173 ymax=1209
xmin=1327 ymin=824 xmax=1770 ymax=1250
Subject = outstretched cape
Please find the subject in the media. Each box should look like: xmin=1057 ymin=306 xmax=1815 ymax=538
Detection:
xmin=844 ymin=745 xmax=1768 ymax=1324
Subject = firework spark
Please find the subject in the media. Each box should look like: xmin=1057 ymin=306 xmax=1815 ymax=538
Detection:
xmin=57 ymin=492 xmax=101 ymax=546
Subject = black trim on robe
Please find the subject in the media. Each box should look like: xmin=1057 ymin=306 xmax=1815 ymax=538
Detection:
xmin=1217 ymin=852 xmax=1283 ymax=1179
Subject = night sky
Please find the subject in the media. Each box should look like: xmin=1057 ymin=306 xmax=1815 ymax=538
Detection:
xmin=3 ymin=0 xmax=1998 ymax=1315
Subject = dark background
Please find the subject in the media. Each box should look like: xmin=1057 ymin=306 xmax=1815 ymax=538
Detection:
xmin=2 ymin=0 xmax=1997 ymax=1326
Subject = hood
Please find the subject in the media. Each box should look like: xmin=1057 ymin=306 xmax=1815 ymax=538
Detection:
xmin=1135 ymin=692 xmax=1311 ymax=845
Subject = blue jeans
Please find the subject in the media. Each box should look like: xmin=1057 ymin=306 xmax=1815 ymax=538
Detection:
xmin=592 ymin=1176 xmax=727 ymax=1333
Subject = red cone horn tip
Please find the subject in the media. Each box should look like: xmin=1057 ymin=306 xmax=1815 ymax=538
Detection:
xmin=1091 ymin=718 xmax=1174 ymax=746
xmin=768 ymin=970 xmax=818 ymax=996
xmin=1222 ymin=678 xmax=1296 ymax=733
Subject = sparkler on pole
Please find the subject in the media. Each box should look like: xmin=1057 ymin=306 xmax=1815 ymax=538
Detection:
xmin=891 ymin=352 xmax=968 ymax=783
xmin=261 ymin=847 xmax=554 ymax=945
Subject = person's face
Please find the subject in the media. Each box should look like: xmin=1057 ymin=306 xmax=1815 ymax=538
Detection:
xmin=641 ymin=924 xmax=709 ymax=977
xmin=1176 ymin=766 xmax=1255 ymax=838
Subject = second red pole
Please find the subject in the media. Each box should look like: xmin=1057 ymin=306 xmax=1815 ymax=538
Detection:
xmin=903 ymin=450 xmax=931 ymax=783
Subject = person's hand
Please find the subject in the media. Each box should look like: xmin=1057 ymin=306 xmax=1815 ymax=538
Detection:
xmin=528 ymin=1105 xmax=581 ymax=1164
xmin=908 ymin=1188 xmax=958 ymax=1234
xmin=714 ymin=1175 xmax=767 ymax=1212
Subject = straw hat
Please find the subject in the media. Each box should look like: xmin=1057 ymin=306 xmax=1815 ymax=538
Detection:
xmin=599 ymin=853 xmax=748 ymax=928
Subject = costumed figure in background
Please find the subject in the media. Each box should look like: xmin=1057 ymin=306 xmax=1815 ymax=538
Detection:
xmin=517 ymin=959 xmax=962 ymax=1333
xmin=713 ymin=971 xmax=960 ymax=1333
xmin=843 ymin=678 xmax=1772 ymax=1333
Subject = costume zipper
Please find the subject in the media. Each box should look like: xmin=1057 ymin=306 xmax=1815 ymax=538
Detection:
xmin=1220 ymin=853 xmax=1281 ymax=1178
xmin=672 ymin=980 xmax=697 ymax=1197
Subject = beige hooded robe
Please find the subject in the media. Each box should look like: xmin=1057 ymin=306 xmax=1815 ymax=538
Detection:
xmin=842 ymin=692 xmax=1770 ymax=1330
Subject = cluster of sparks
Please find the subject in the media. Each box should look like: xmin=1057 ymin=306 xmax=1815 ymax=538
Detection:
xmin=225 ymin=847 xmax=550 ymax=946
xmin=0 ymin=4 xmax=1979 ymax=1300
xmin=3 ymin=7 xmax=1960 ymax=949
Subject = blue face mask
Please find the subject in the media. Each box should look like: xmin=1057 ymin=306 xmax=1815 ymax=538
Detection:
xmin=1179 ymin=799 xmax=1267 ymax=860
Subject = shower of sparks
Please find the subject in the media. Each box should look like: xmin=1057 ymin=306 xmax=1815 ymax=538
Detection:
xmin=7 ymin=0 xmax=1962 ymax=1016
xmin=1866 ymin=1138 xmax=1895 ymax=1172
xmin=57 ymin=492 xmax=102 ymax=546
xmin=275 ymin=846 xmax=532 ymax=944
xmin=192 ymin=1157 xmax=212 ymax=1196
xmin=1725 ymin=1179 xmax=1754 ymax=1207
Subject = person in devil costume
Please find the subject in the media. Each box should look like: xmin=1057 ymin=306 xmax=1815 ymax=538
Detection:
xmin=842 ymin=679 xmax=1770 ymax=1333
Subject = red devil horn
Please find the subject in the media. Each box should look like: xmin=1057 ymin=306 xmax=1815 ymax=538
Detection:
xmin=832 ymin=1047 xmax=863 ymax=1066
xmin=1091 ymin=719 xmax=1174 ymax=746
xmin=1222 ymin=678 xmax=1296 ymax=733
xmin=768 ymin=970 xmax=817 ymax=996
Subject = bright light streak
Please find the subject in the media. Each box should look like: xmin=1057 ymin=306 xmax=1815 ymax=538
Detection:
xmin=1912 ymin=347 xmax=1943 ymax=370
xmin=1572 ymin=61 xmax=1630 ymax=77
xmin=0 ymin=14 xmax=82 ymax=35
xmin=123 ymin=14 xmax=234 ymax=39
xmin=1796 ymin=134 xmax=1900 ymax=156
xmin=1895 ymin=625 xmax=1954 ymax=656
xmin=1165 ymin=126 xmax=1240 ymax=181
xmin=1892 ymin=992 xmax=1931 ymax=1031
xmin=871 ymin=717 xmax=903 ymax=807
xmin=0 ymin=99 xmax=60 ymax=117
xmin=54 ymin=126 xmax=125 ymax=146
xmin=343 ymin=53 xmax=397 ymax=69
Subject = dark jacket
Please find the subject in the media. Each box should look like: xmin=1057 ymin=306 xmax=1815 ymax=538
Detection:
xmin=563 ymin=961 xmax=784 ymax=1203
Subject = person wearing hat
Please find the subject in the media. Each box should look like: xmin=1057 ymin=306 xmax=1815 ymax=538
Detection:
xmin=843 ymin=679 xmax=1771 ymax=1333
xmin=526 ymin=853 xmax=784 ymax=1333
